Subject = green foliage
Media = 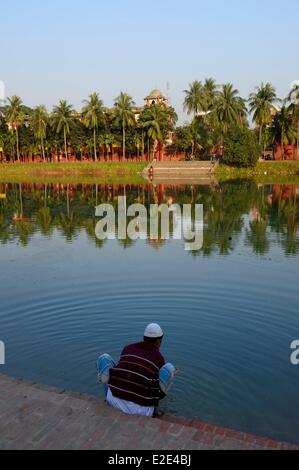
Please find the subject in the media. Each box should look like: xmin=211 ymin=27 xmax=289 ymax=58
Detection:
xmin=248 ymin=82 xmax=277 ymax=145
xmin=223 ymin=126 xmax=261 ymax=167
xmin=175 ymin=117 xmax=211 ymax=156
xmin=140 ymin=104 xmax=177 ymax=144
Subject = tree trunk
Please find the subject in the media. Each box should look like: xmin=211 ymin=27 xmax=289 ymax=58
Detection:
xmin=93 ymin=127 xmax=97 ymax=162
xmin=123 ymin=126 xmax=126 ymax=161
xmin=142 ymin=131 xmax=145 ymax=161
xmin=64 ymin=126 xmax=68 ymax=161
xmin=16 ymin=127 xmax=20 ymax=162
xmin=41 ymin=137 xmax=46 ymax=162
xmin=297 ymin=122 xmax=299 ymax=161
xmin=259 ymin=125 xmax=263 ymax=146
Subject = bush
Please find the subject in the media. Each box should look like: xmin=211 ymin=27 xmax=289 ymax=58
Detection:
xmin=223 ymin=127 xmax=261 ymax=167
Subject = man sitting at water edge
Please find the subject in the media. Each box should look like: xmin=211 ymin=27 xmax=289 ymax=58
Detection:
xmin=97 ymin=324 xmax=178 ymax=417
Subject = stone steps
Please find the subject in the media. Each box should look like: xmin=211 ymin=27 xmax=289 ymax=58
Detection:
xmin=0 ymin=374 xmax=298 ymax=450
xmin=143 ymin=161 xmax=218 ymax=179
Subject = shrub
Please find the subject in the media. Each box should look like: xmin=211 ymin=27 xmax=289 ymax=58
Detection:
xmin=223 ymin=127 xmax=261 ymax=167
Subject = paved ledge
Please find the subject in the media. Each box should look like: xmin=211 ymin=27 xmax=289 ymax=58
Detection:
xmin=0 ymin=374 xmax=298 ymax=450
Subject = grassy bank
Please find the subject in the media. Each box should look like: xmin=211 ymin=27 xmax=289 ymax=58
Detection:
xmin=1 ymin=161 xmax=299 ymax=185
xmin=0 ymin=162 xmax=148 ymax=184
xmin=216 ymin=161 xmax=299 ymax=183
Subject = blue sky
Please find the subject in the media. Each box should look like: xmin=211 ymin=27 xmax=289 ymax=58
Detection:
xmin=1 ymin=0 xmax=298 ymax=122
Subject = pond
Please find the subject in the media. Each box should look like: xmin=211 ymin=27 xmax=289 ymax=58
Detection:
xmin=0 ymin=179 xmax=299 ymax=444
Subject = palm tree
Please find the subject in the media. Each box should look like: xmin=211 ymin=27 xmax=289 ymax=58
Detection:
xmin=82 ymin=93 xmax=105 ymax=162
xmin=30 ymin=105 xmax=48 ymax=161
xmin=201 ymin=78 xmax=219 ymax=113
xmin=249 ymin=82 xmax=277 ymax=145
xmin=142 ymin=106 xmax=164 ymax=159
xmin=114 ymin=92 xmax=135 ymax=160
xmin=287 ymin=84 xmax=299 ymax=160
xmin=52 ymin=100 xmax=75 ymax=161
xmin=270 ymin=106 xmax=296 ymax=159
xmin=212 ymin=83 xmax=247 ymax=148
xmin=141 ymin=104 xmax=177 ymax=160
xmin=183 ymin=81 xmax=203 ymax=117
xmin=4 ymin=96 xmax=25 ymax=161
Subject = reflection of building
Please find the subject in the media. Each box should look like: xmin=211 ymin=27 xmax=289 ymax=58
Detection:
xmin=272 ymin=184 xmax=298 ymax=202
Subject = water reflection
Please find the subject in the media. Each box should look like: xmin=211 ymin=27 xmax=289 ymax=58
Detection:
xmin=0 ymin=181 xmax=298 ymax=255
xmin=1 ymin=179 xmax=299 ymax=444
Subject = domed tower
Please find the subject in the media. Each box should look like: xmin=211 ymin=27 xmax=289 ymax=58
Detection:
xmin=144 ymin=89 xmax=167 ymax=107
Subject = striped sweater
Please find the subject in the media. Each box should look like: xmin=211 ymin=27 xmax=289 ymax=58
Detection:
xmin=109 ymin=341 xmax=166 ymax=407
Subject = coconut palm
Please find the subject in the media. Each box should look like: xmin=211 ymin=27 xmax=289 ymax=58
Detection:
xmin=270 ymin=106 xmax=296 ymax=159
xmin=249 ymin=82 xmax=277 ymax=145
xmin=82 ymin=93 xmax=105 ymax=162
xmin=51 ymin=100 xmax=75 ymax=161
xmin=4 ymin=96 xmax=25 ymax=161
xmin=212 ymin=84 xmax=247 ymax=146
xmin=30 ymin=105 xmax=48 ymax=161
xmin=142 ymin=106 xmax=164 ymax=159
xmin=201 ymin=78 xmax=219 ymax=112
xmin=113 ymin=92 xmax=135 ymax=160
xmin=183 ymin=81 xmax=203 ymax=117
xmin=141 ymin=104 xmax=177 ymax=160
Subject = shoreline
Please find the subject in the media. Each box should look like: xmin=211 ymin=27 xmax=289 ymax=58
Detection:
xmin=0 ymin=162 xmax=147 ymax=184
xmin=0 ymin=161 xmax=299 ymax=184
xmin=0 ymin=373 xmax=298 ymax=450
xmin=216 ymin=161 xmax=299 ymax=182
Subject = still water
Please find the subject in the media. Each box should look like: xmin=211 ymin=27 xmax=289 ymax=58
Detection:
xmin=0 ymin=180 xmax=299 ymax=443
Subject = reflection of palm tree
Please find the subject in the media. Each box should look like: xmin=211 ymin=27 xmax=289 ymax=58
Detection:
xmin=0 ymin=214 xmax=10 ymax=244
xmin=118 ymin=237 xmax=136 ymax=249
xmin=245 ymin=186 xmax=270 ymax=254
xmin=36 ymin=207 xmax=53 ymax=236
xmin=282 ymin=193 xmax=299 ymax=255
xmin=84 ymin=218 xmax=106 ymax=249
xmin=13 ymin=219 xmax=34 ymax=246
xmin=58 ymin=212 xmax=79 ymax=241
xmin=246 ymin=219 xmax=269 ymax=255
xmin=12 ymin=184 xmax=24 ymax=221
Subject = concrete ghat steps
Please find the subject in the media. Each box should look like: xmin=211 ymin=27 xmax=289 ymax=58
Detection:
xmin=0 ymin=374 xmax=298 ymax=450
xmin=143 ymin=161 xmax=218 ymax=178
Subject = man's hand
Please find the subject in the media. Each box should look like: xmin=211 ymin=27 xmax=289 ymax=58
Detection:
xmin=174 ymin=368 xmax=180 ymax=376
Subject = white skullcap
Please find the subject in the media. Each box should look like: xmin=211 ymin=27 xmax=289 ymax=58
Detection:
xmin=144 ymin=323 xmax=164 ymax=339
